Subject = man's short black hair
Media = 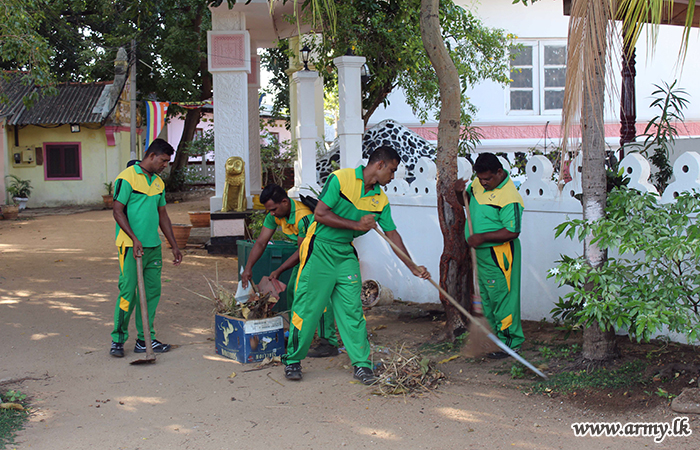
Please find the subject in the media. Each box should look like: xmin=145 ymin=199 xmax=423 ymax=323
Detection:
xmin=473 ymin=153 xmax=503 ymax=174
xmin=260 ymin=184 xmax=288 ymax=204
xmin=145 ymin=138 xmax=175 ymax=157
xmin=368 ymin=145 xmax=401 ymax=166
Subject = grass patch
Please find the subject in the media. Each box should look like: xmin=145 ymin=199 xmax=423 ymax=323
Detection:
xmin=0 ymin=391 xmax=30 ymax=450
xmin=418 ymin=333 xmax=466 ymax=354
xmin=537 ymin=343 xmax=581 ymax=361
xmin=529 ymin=360 xmax=649 ymax=394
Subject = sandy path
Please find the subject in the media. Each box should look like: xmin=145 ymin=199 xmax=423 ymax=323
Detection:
xmin=0 ymin=200 xmax=697 ymax=449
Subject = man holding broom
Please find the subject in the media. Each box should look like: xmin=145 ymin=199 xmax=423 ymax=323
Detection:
xmin=109 ymin=139 xmax=182 ymax=358
xmin=240 ymin=183 xmax=339 ymax=357
xmin=282 ymin=146 xmax=430 ymax=384
xmin=455 ymin=153 xmax=524 ymax=359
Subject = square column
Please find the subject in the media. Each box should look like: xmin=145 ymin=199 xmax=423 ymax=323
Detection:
xmin=334 ymin=55 xmax=366 ymax=168
xmin=288 ymin=70 xmax=321 ymax=198
xmin=207 ymin=9 xmax=251 ymax=212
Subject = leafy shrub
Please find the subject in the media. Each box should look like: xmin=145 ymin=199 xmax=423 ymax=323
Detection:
xmin=549 ymin=187 xmax=700 ymax=343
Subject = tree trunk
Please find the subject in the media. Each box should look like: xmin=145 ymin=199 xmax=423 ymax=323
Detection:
xmin=581 ymin=15 xmax=618 ymax=361
xmin=420 ymin=0 xmax=469 ymax=338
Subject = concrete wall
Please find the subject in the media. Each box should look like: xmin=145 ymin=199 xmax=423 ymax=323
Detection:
xmin=4 ymin=124 xmax=130 ymax=207
xmin=353 ymin=152 xmax=700 ymax=344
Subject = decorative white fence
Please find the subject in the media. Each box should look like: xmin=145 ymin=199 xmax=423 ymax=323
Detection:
xmin=352 ymin=151 xmax=700 ymax=343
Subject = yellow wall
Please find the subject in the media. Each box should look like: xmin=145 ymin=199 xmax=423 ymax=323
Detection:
xmin=4 ymin=124 xmax=132 ymax=207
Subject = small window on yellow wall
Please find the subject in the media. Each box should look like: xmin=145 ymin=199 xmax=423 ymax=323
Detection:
xmin=45 ymin=143 xmax=81 ymax=180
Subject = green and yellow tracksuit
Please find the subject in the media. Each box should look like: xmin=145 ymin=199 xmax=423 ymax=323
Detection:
xmin=111 ymin=164 xmax=166 ymax=344
xmin=262 ymin=200 xmax=337 ymax=346
xmin=465 ymin=172 xmax=525 ymax=350
xmin=283 ymin=166 xmax=397 ymax=368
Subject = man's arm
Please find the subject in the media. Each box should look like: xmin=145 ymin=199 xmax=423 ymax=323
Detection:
xmin=270 ymin=248 xmax=300 ymax=280
xmin=241 ymin=226 xmax=275 ymax=288
xmin=314 ymin=200 xmax=376 ymax=231
xmin=467 ymin=229 xmax=520 ymax=248
xmin=158 ymin=206 xmax=183 ymax=266
xmin=113 ymin=200 xmax=143 ymax=257
xmin=384 ymin=230 xmax=430 ymax=279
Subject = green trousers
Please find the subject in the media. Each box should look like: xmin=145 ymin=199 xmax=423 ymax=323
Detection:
xmin=283 ymin=239 xmax=369 ymax=367
xmin=287 ymin=264 xmax=338 ymax=347
xmin=475 ymin=239 xmax=524 ymax=350
xmin=111 ymin=246 xmax=163 ymax=343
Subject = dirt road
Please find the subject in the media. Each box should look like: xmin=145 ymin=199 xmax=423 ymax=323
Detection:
xmin=0 ymin=200 xmax=697 ymax=449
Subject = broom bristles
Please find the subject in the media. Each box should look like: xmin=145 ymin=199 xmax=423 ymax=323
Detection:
xmin=462 ymin=316 xmax=501 ymax=358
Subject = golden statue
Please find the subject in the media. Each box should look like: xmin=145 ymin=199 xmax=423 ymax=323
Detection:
xmin=222 ymin=156 xmax=247 ymax=212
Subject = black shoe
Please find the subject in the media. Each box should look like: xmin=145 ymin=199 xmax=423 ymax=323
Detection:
xmin=285 ymin=363 xmax=303 ymax=381
xmin=307 ymin=342 xmax=340 ymax=358
xmin=110 ymin=341 xmax=124 ymax=358
xmin=134 ymin=339 xmax=171 ymax=353
xmin=487 ymin=348 xmax=520 ymax=360
xmin=353 ymin=366 xmax=378 ymax=385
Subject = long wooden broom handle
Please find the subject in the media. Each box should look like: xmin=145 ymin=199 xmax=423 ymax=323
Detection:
xmin=372 ymin=227 xmax=481 ymax=328
xmin=463 ymin=190 xmax=482 ymax=301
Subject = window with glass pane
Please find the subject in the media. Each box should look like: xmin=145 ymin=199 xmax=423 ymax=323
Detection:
xmin=510 ymin=44 xmax=534 ymax=111
xmin=46 ymin=144 xmax=81 ymax=179
xmin=543 ymin=45 xmax=566 ymax=111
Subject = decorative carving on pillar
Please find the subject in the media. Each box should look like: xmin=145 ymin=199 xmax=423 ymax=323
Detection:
xmin=222 ymin=156 xmax=247 ymax=212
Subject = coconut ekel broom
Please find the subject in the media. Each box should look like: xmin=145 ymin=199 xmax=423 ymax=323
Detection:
xmin=373 ymin=207 xmax=547 ymax=379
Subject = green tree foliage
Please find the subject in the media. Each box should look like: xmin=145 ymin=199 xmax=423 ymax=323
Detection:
xmin=260 ymin=41 xmax=291 ymax=123
xmin=549 ymin=187 xmax=700 ymax=344
xmin=0 ymin=0 xmax=55 ymax=103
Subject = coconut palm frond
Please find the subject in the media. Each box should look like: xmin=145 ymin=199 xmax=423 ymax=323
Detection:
xmin=617 ymin=0 xmax=666 ymax=56
xmin=560 ymin=0 xmax=617 ymax=185
xmin=618 ymin=0 xmax=696 ymax=63
xmin=269 ymin=0 xmax=336 ymax=34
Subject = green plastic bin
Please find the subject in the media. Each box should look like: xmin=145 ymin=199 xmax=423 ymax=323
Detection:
xmin=236 ymin=239 xmax=297 ymax=311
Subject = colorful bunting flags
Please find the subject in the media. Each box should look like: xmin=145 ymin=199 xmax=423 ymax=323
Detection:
xmin=145 ymin=101 xmax=169 ymax=150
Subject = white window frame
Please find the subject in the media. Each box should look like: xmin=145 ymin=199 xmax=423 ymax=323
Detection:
xmin=507 ymin=40 xmax=567 ymax=116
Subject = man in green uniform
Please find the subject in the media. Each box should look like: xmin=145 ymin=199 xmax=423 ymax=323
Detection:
xmin=240 ymin=184 xmax=338 ymax=357
xmin=455 ymin=152 xmax=524 ymax=359
xmin=110 ymin=139 xmax=183 ymax=357
xmin=283 ymin=146 xmax=430 ymax=384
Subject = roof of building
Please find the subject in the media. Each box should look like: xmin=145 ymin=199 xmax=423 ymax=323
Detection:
xmin=0 ymin=73 xmax=35 ymax=119
xmin=1 ymin=72 xmax=116 ymax=126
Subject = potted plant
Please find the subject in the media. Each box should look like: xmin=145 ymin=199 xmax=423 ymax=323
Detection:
xmin=103 ymin=182 xmax=114 ymax=209
xmin=5 ymin=175 xmax=32 ymax=210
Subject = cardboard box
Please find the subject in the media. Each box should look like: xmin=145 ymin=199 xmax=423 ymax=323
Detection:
xmin=215 ymin=314 xmax=285 ymax=363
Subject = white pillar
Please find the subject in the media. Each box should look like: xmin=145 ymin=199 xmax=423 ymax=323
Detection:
xmin=248 ymin=53 xmax=262 ymax=196
xmin=334 ymin=55 xmax=365 ymax=168
xmin=288 ymin=70 xmax=321 ymax=198
xmin=208 ymin=8 xmax=250 ymax=212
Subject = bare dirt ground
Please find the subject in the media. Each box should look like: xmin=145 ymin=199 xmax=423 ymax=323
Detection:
xmin=1 ymin=197 xmax=699 ymax=449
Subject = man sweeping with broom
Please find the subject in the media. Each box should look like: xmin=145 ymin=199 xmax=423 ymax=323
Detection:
xmin=282 ymin=146 xmax=430 ymax=384
xmin=455 ymin=153 xmax=525 ymax=359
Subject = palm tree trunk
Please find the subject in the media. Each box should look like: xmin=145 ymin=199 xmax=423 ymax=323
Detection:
xmin=420 ymin=0 xmax=469 ymax=338
xmin=580 ymin=4 xmax=617 ymax=361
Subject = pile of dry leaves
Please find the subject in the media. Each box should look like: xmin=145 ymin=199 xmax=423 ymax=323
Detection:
xmin=372 ymin=345 xmax=445 ymax=396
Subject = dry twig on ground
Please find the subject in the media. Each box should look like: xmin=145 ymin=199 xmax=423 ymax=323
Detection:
xmin=372 ymin=344 xmax=445 ymax=396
